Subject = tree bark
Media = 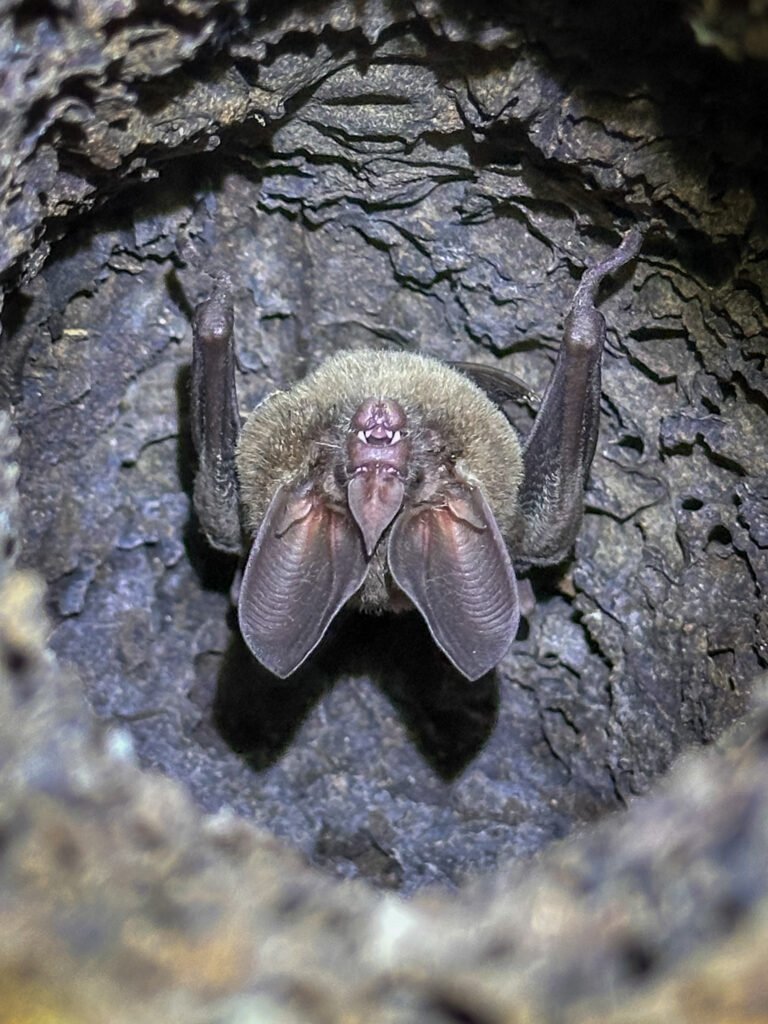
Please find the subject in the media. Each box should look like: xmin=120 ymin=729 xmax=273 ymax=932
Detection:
xmin=0 ymin=0 xmax=767 ymax=1018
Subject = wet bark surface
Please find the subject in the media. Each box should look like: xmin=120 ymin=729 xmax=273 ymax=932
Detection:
xmin=1 ymin=0 xmax=766 ymax=900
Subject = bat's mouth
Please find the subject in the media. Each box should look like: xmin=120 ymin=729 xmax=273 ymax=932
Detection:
xmin=356 ymin=426 xmax=403 ymax=446
xmin=346 ymin=397 xmax=411 ymax=482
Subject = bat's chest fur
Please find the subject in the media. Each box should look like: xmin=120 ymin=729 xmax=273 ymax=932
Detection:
xmin=353 ymin=538 xmax=412 ymax=614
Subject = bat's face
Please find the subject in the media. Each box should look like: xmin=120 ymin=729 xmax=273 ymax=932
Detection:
xmin=235 ymin=351 xmax=524 ymax=680
xmin=345 ymin=396 xmax=410 ymax=557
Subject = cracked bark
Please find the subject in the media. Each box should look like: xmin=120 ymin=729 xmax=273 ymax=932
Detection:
xmin=0 ymin=0 xmax=767 ymax=1020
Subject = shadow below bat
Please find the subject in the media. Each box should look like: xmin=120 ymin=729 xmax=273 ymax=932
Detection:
xmin=213 ymin=608 xmax=500 ymax=782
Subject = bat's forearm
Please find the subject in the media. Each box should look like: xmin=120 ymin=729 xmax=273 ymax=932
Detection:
xmin=514 ymin=229 xmax=642 ymax=565
xmin=191 ymin=280 xmax=242 ymax=553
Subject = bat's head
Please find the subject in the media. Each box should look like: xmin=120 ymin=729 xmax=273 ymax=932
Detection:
xmin=235 ymin=352 xmax=523 ymax=679
xmin=346 ymin=398 xmax=410 ymax=557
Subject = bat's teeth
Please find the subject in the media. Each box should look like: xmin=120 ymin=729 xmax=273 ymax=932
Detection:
xmin=359 ymin=427 xmax=401 ymax=445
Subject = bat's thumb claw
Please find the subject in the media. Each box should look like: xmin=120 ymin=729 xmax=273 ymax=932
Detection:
xmin=617 ymin=225 xmax=644 ymax=261
xmin=575 ymin=225 xmax=643 ymax=308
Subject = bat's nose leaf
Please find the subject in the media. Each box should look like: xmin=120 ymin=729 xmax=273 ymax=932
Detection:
xmin=348 ymin=471 xmax=405 ymax=556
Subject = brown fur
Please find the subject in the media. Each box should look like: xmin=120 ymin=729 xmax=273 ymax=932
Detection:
xmin=238 ymin=352 xmax=521 ymax=519
xmin=236 ymin=351 xmax=523 ymax=608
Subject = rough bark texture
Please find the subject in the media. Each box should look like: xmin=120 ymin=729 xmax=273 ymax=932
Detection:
xmin=0 ymin=0 xmax=767 ymax=1019
xmin=689 ymin=0 xmax=768 ymax=59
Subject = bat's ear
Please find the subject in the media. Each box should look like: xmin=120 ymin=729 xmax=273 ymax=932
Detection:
xmin=388 ymin=486 xmax=519 ymax=680
xmin=238 ymin=483 xmax=368 ymax=677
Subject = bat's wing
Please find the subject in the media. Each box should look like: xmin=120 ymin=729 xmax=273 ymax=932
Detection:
xmin=238 ymin=483 xmax=368 ymax=677
xmin=388 ymin=486 xmax=519 ymax=680
xmin=450 ymin=361 xmax=537 ymax=407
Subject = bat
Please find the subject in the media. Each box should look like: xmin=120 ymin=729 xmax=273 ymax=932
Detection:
xmin=190 ymin=228 xmax=642 ymax=680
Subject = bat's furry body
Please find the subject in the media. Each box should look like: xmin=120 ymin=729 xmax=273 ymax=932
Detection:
xmin=237 ymin=350 xmax=523 ymax=612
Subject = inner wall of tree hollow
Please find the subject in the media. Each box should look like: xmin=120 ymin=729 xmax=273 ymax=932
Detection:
xmin=1 ymin=0 xmax=766 ymax=899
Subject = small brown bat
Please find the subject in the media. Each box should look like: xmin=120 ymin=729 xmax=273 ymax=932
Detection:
xmin=190 ymin=229 xmax=641 ymax=680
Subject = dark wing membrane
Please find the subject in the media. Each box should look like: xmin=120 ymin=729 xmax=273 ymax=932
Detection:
xmin=450 ymin=361 xmax=537 ymax=407
xmin=238 ymin=483 xmax=368 ymax=677
xmin=388 ymin=486 xmax=519 ymax=680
